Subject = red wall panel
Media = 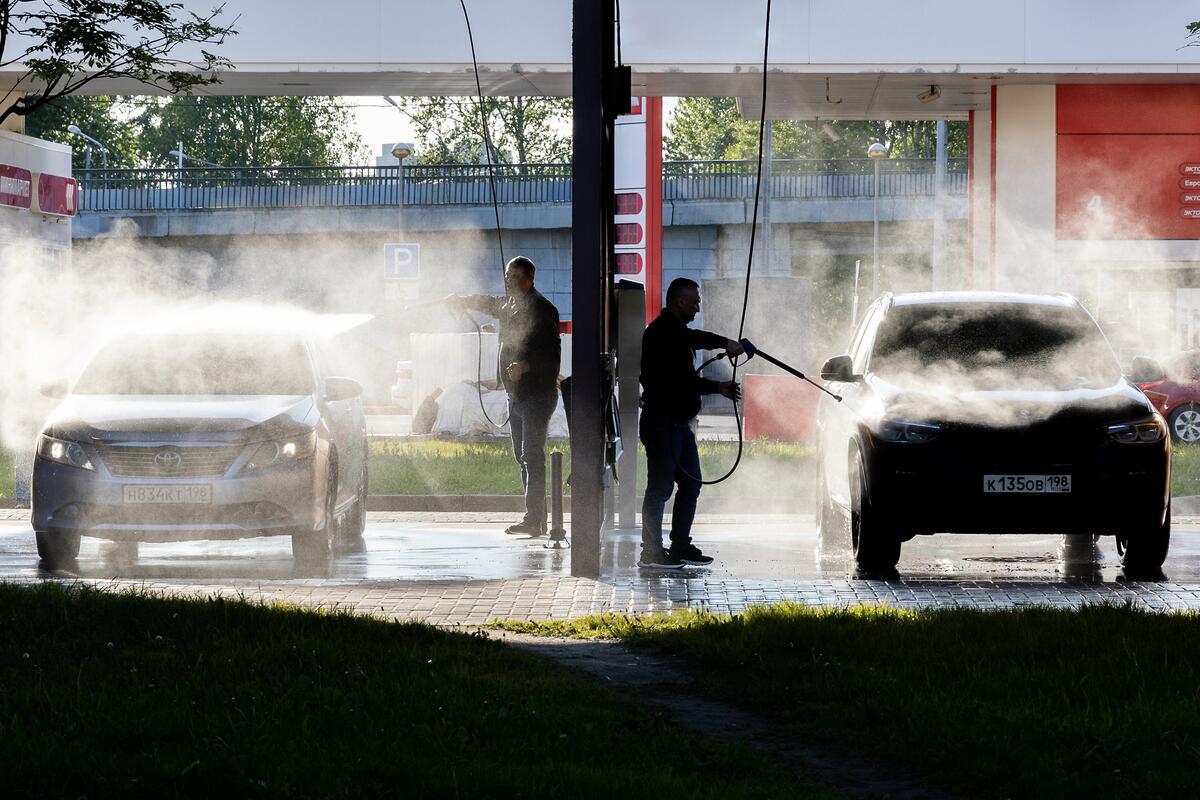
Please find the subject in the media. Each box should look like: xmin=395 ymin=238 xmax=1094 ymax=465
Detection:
xmin=1058 ymin=85 xmax=1200 ymax=135
xmin=1057 ymin=133 xmax=1200 ymax=240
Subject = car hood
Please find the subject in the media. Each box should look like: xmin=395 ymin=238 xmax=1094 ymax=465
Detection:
xmin=44 ymin=394 xmax=316 ymax=439
xmin=867 ymin=375 xmax=1154 ymax=427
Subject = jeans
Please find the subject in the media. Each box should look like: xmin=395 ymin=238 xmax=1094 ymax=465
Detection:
xmin=509 ymin=394 xmax=556 ymax=527
xmin=640 ymin=413 xmax=702 ymax=550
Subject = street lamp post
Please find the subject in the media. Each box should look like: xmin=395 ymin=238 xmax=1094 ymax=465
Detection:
xmin=867 ymin=141 xmax=889 ymax=298
xmin=382 ymin=95 xmax=414 ymax=218
xmin=66 ymin=124 xmax=110 ymax=173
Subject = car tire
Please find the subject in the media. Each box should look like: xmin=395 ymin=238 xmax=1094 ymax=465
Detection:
xmin=1116 ymin=501 xmax=1171 ymax=572
xmin=814 ymin=467 xmax=842 ymax=555
xmin=849 ymin=449 xmax=901 ymax=571
xmin=1167 ymin=404 xmax=1200 ymax=444
xmin=35 ymin=529 xmax=80 ymax=569
xmin=336 ymin=459 xmax=368 ymax=551
xmin=292 ymin=460 xmax=336 ymax=564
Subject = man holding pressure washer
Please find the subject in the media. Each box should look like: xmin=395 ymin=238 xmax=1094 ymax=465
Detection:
xmin=447 ymin=256 xmax=561 ymax=536
xmin=639 ymin=278 xmax=744 ymax=569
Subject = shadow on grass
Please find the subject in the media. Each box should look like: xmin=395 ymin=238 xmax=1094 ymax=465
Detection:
xmin=499 ymin=603 xmax=1200 ymax=800
xmin=0 ymin=583 xmax=835 ymax=799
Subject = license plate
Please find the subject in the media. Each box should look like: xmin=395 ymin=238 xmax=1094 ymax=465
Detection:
xmin=983 ymin=475 xmax=1071 ymax=494
xmin=122 ymin=485 xmax=212 ymax=504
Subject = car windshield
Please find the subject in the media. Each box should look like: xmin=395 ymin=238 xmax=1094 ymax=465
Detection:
xmin=74 ymin=334 xmax=314 ymax=395
xmin=870 ymin=303 xmax=1123 ymax=390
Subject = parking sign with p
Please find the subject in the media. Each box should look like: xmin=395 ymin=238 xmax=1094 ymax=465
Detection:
xmin=384 ymin=243 xmax=420 ymax=280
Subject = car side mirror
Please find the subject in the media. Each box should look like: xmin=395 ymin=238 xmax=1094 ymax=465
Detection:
xmin=820 ymin=354 xmax=857 ymax=383
xmin=323 ymin=376 xmax=362 ymax=402
xmin=1129 ymin=356 xmax=1166 ymax=384
xmin=39 ymin=378 xmax=68 ymax=398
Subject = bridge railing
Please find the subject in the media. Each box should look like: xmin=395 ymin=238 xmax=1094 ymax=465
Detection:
xmin=76 ymin=158 xmax=968 ymax=212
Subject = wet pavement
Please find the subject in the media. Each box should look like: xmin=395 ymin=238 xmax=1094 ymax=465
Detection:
xmin=3 ymin=509 xmax=1200 ymax=622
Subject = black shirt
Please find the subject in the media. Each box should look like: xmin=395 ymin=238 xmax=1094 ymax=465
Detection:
xmin=465 ymin=288 xmax=561 ymax=401
xmin=640 ymin=310 xmax=728 ymax=421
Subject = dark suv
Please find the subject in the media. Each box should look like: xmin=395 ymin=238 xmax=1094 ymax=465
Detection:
xmin=814 ymin=292 xmax=1171 ymax=572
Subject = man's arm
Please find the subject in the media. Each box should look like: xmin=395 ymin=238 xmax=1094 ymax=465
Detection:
xmin=686 ymin=328 xmax=744 ymax=356
xmin=448 ymin=294 xmax=504 ymax=317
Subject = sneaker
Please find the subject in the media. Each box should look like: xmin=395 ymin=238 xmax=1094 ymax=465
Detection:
xmin=637 ymin=547 xmax=684 ymax=569
xmin=669 ymin=543 xmax=714 ymax=566
xmin=505 ymin=522 xmax=545 ymax=536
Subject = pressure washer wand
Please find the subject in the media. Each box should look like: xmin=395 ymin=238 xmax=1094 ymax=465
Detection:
xmin=739 ymin=339 xmax=842 ymax=402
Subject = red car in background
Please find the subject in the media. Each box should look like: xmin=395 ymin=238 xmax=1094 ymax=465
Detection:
xmin=1137 ymin=351 xmax=1200 ymax=443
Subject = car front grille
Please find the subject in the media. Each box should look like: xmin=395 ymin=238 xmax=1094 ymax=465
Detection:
xmin=94 ymin=443 xmax=244 ymax=478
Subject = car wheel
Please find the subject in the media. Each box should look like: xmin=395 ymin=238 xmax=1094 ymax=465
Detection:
xmin=849 ymin=449 xmax=901 ymax=571
xmin=292 ymin=460 xmax=336 ymax=563
xmin=336 ymin=460 xmax=368 ymax=551
xmin=1168 ymin=404 xmax=1200 ymax=444
xmin=35 ymin=529 xmax=80 ymax=569
xmin=815 ymin=467 xmax=842 ymax=555
xmin=1116 ymin=501 xmax=1171 ymax=572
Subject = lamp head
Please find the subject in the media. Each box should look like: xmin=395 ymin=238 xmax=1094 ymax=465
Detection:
xmin=391 ymin=141 xmax=413 ymax=160
xmin=867 ymin=142 xmax=889 ymax=159
xmin=67 ymin=124 xmax=82 ymax=135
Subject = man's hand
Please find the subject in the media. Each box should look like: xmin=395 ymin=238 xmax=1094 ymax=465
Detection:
xmin=718 ymin=380 xmax=741 ymax=401
xmin=444 ymin=294 xmax=465 ymax=315
xmin=725 ymin=338 xmax=745 ymax=358
xmin=506 ymin=361 xmax=530 ymax=382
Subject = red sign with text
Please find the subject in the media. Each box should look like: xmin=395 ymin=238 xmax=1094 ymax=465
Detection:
xmin=0 ymin=164 xmax=32 ymax=209
xmin=37 ymin=173 xmax=76 ymax=216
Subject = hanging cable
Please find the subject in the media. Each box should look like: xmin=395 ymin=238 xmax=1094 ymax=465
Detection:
xmin=458 ymin=0 xmax=509 ymax=428
xmin=673 ymin=0 xmax=772 ymax=486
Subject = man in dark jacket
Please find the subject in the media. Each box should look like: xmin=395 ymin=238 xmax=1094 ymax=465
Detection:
xmin=449 ymin=256 xmax=561 ymax=535
xmin=638 ymin=277 xmax=743 ymax=568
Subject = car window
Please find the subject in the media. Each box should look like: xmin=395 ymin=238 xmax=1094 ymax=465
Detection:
xmin=851 ymin=304 xmax=883 ymax=375
xmin=74 ymin=334 xmax=316 ymax=395
xmin=869 ymin=303 xmax=1122 ymax=390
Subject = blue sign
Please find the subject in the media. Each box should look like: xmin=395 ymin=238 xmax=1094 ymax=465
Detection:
xmin=383 ymin=243 xmax=420 ymax=280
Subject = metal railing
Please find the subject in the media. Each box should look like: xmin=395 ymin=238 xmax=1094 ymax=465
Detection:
xmin=77 ymin=158 xmax=968 ymax=212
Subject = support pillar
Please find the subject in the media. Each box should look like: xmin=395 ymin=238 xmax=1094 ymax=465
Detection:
xmin=570 ymin=0 xmax=616 ymax=577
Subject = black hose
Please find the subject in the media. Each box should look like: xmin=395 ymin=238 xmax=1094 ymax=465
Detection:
xmin=458 ymin=0 xmax=510 ymax=428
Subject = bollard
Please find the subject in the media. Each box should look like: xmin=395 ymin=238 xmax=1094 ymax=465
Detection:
xmin=545 ymin=450 xmax=569 ymax=549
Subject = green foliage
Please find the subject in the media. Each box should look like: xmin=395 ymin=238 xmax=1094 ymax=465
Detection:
xmin=0 ymin=584 xmax=834 ymax=798
xmin=399 ymin=96 xmax=572 ymax=164
xmin=0 ymin=0 xmax=236 ymax=126
xmin=501 ymin=603 xmax=1200 ymax=799
xmin=22 ymin=95 xmax=140 ymax=169
xmin=134 ymin=95 xmax=366 ymax=167
xmin=665 ymin=97 xmax=968 ymax=161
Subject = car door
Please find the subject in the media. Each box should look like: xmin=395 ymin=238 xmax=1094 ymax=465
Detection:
xmin=820 ymin=302 xmax=882 ymax=508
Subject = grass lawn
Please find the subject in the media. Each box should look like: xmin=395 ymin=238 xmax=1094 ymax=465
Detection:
xmin=0 ymin=584 xmax=836 ymax=799
xmin=499 ymin=604 xmax=1200 ymax=800
xmin=368 ymin=438 xmax=815 ymax=499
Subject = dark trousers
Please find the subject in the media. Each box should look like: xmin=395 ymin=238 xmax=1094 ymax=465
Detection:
xmin=509 ymin=394 xmax=556 ymax=527
xmin=640 ymin=413 xmax=702 ymax=550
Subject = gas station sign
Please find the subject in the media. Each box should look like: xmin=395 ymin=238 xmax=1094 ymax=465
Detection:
xmin=36 ymin=173 xmax=76 ymax=216
xmin=0 ymin=165 xmax=32 ymax=209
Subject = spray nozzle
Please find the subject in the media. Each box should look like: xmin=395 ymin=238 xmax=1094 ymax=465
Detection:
xmin=739 ymin=338 xmax=758 ymax=360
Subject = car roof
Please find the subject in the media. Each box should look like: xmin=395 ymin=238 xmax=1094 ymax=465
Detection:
xmin=889 ymin=291 xmax=1078 ymax=309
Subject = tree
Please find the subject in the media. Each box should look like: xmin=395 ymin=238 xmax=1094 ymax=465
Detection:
xmin=663 ymin=97 xmax=751 ymax=161
xmin=665 ymin=97 xmax=968 ymax=161
xmin=0 ymin=1 xmax=236 ymax=127
xmin=23 ymin=94 xmax=139 ymax=169
xmin=135 ymin=95 xmax=366 ymax=167
xmin=399 ymin=96 xmax=572 ymax=164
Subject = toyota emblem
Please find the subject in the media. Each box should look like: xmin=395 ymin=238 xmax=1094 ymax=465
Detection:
xmin=154 ymin=448 xmax=183 ymax=473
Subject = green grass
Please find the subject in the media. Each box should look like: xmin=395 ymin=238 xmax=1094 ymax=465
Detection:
xmin=369 ymin=438 xmax=814 ymax=498
xmin=0 ymin=447 xmax=12 ymax=499
xmin=498 ymin=604 xmax=1200 ymax=800
xmin=0 ymin=584 xmax=837 ymax=799
xmin=1171 ymin=443 xmax=1200 ymax=498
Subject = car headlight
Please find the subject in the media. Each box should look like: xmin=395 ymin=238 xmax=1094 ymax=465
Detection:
xmin=876 ymin=420 xmax=941 ymax=444
xmin=36 ymin=434 xmax=94 ymax=471
xmin=1107 ymin=415 xmax=1167 ymax=444
xmin=242 ymin=431 xmax=318 ymax=471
